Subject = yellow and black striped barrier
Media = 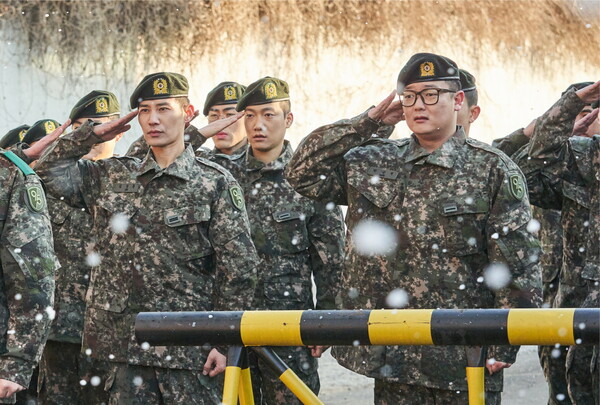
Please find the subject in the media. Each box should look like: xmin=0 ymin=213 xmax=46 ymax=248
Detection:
xmin=135 ymin=308 xmax=598 ymax=347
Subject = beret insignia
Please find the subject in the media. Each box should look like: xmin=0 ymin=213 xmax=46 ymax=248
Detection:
xmin=95 ymin=97 xmax=109 ymax=114
xmin=153 ymin=78 xmax=168 ymax=96
xmin=420 ymin=62 xmax=435 ymax=77
xmin=44 ymin=121 xmax=56 ymax=134
xmin=224 ymin=86 xmax=237 ymax=101
xmin=264 ymin=82 xmax=277 ymax=100
xmin=18 ymin=129 xmax=27 ymax=141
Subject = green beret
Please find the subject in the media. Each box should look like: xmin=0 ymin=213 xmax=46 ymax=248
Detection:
xmin=203 ymin=82 xmax=247 ymax=116
xmin=23 ymin=119 xmax=61 ymax=145
xmin=130 ymin=72 xmax=189 ymax=109
xmin=459 ymin=69 xmax=476 ymax=92
xmin=236 ymin=76 xmax=290 ymax=111
xmin=397 ymin=53 xmax=459 ymax=90
xmin=70 ymin=90 xmax=120 ymax=121
xmin=0 ymin=125 xmax=30 ymax=149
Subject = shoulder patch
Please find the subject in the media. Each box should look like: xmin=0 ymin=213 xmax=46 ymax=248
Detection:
xmin=466 ymin=138 xmax=516 ymax=168
xmin=229 ymin=185 xmax=245 ymax=211
xmin=26 ymin=183 xmax=46 ymax=212
xmin=508 ymin=172 xmax=526 ymax=201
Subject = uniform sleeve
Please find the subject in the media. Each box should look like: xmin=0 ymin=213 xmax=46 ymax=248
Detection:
xmin=0 ymin=171 xmax=57 ymax=387
xmin=491 ymin=128 xmax=530 ymax=157
xmin=528 ymin=88 xmax=586 ymax=161
xmin=306 ymin=203 xmax=346 ymax=310
xmin=208 ymin=178 xmax=258 ymax=311
xmin=34 ymin=122 xmax=104 ymax=210
xmin=486 ymin=161 xmax=542 ymax=310
xmin=285 ymin=110 xmax=394 ymax=205
xmin=125 ymin=125 xmax=208 ymax=158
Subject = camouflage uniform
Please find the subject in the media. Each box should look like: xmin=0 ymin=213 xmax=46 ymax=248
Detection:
xmin=0 ymin=150 xmax=57 ymax=404
xmin=527 ymin=88 xmax=599 ymax=405
xmin=285 ymin=112 xmax=541 ymax=402
xmin=492 ymin=130 xmax=569 ymax=404
xmin=35 ymin=123 xmax=258 ymax=404
xmin=37 ymin=197 xmax=111 ymax=405
xmin=126 ymin=125 xmax=248 ymax=172
xmin=226 ymin=141 xmax=345 ymax=404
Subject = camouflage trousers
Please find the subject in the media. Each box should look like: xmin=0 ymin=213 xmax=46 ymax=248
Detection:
xmin=38 ymin=340 xmax=111 ymax=405
xmin=106 ymin=363 xmax=224 ymax=405
xmin=14 ymin=367 xmax=37 ymax=405
xmin=538 ymin=345 xmax=571 ymax=404
xmin=250 ymin=346 xmax=319 ymax=405
xmin=565 ymin=345 xmax=595 ymax=405
xmin=373 ymin=380 xmax=502 ymax=405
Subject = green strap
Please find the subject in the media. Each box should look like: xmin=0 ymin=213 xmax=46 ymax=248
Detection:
xmin=0 ymin=150 xmax=35 ymax=176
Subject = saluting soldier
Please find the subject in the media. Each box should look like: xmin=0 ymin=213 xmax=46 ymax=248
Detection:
xmin=36 ymin=90 xmax=123 ymax=405
xmin=0 ymin=147 xmax=57 ymax=404
xmin=228 ymin=77 xmax=345 ymax=404
xmin=126 ymin=81 xmax=248 ymax=173
xmin=35 ymin=72 xmax=259 ymax=404
xmin=524 ymin=80 xmax=600 ymax=404
xmin=456 ymin=69 xmax=481 ymax=137
xmin=286 ymin=53 xmax=541 ymax=404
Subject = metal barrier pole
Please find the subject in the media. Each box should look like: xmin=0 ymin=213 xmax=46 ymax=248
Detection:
xmin=253 ymin=347 xmax=324 ymax=405
xmin=222 ymin=346 xmax=243 ymax=405
xmin=238 ymin=347 xmax=255 ymax=405
xmin=465 ymin=346 xmax=487 ymax=405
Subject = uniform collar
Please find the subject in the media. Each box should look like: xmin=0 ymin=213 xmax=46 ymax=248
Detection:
xmin=213 ymin=140 xmax=248 ymax=161
xmin=136 ymin=144 xmax=195 ymax=181
xmin=404 ymin=127 xmax=466 ymax=168
xmin=245 ymin=140 xmax=294 ymax=172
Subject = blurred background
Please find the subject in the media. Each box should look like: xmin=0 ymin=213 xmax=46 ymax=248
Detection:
xmin=0 ymin=0 xmax=598 ymax=154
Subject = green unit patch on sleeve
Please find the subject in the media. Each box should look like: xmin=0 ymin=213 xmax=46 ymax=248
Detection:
xmin=26 ymin=184 xmax=46 ymax=212
xmin=229 ymin=185 xmax=245 ymax=211
xmin=508 ymin=174 xmax=525 ymax=201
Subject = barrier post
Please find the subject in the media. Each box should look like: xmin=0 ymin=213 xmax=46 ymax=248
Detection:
xmin=465 ymin=346 xmax=487 ymax=405
xmin=238 ymin=347 xmax=255 ymax=405
xmin=222 ymin=346 xmax=244 ymax=405
xmin=253 ymin=347 xmax=324 ymax=405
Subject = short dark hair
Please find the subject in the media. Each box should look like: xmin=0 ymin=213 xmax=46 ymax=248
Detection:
xmin=175 ymin=97 xmax=191 ymax=110
xmin=464 ymin=89 xmax=479 ymax=107
xmin=446 ymin=80 xmax=461 ymax=92
xmin=280 ymin=100 xmax=291 ymax=115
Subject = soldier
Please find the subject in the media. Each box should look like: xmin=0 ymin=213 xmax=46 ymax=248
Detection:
xmin=0 ymin=126 xmax=30 ymax=150
xmin=35 ymin=90 xmax=122 ymax=405
xmin=0 ymin=147 xmax=57 ymax=404
xmin=35 ymin=72 xmax=259 ymax=404
xmin=524 ymin=80 xmax=600 ymax=404
xmin=286 ymin=53 xmax=541 ymax=404
xmin=456 ymin=69 xmax=480 ymax=136
xmin=493 ymin=82 xmax=595 ymax=405
xmin=126 ymin=81 xmax=247 ymax=173
xmin=231 ymin=77 xmax=345 ymax=404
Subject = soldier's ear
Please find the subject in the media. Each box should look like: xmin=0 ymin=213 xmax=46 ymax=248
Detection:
xmin=454 ymin=91 xmax=465 ymax=112
xmin=184 ymin=104 xmax=196 ymax=123
xmin=469 ymin=106 xmax=481 ymax=123
xmin=285 ymin=111 xmax=294 ymax=128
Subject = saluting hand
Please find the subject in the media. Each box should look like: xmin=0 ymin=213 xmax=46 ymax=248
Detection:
xmin=93 ymin=110 xmax=138 ymax=141
xmin=368 ymin=91 xmax=405 ymax=126
xmin=575 ymin=80 xmax=600 ymax=104
xmin=572 ymin=108 xmax=599 ymax=138
xmin=198 ymin=112 xmax=244 ymax=138
xmin=23 ymin=119 xmax=71 ymax=160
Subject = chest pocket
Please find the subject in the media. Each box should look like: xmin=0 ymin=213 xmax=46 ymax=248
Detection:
xmin=268 ymin=203 xmax=313 ymax=254
xmin=439 ymin=195 xmax=488 ymax=256
xmin=164 ymin=204 xmax=213 ymax=260
xmin=48 ymin=199 xmax=72 ymax=227
xmin=562 ymin=181 xmax=591 ymax=210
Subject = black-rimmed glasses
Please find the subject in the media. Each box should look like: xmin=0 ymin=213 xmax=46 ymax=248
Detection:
xmin=399 ymin=88 xmax=456 ymax=107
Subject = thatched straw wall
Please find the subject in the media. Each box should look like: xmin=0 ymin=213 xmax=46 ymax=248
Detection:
xmin=0 ymin=0 xmax=598 ymax=153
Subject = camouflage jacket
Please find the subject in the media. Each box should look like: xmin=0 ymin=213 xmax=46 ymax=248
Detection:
xmin=492 ymin=130 xmax=564 ymax=303
xmin=225 ymin=141 xmax=345 ymax=310
xmin=126 ymin=125 xmax=248 ymax=173
xmin=0 ymin=150 xmax=56 ymax=389
xmin=527 ymin=88 xmax=599 ymax=288
xmin=285 ymin=112 xmax=542 ymax=391
xmin=46 ymin=197 xmax=93 ymax=342
xmin=35 ymin=123 xmax=258 ymax=370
